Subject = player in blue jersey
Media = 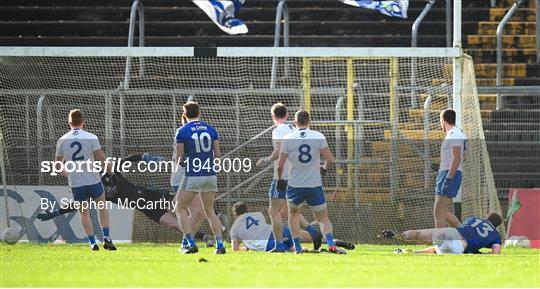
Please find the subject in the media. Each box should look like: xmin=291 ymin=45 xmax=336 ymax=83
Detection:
xmin=174 ymin=101 xmax=226 ymax=254
xmin=277 ymin=110 xmax=346 ymax=254
xmin=379 ymin=212 xmax=503 ymax=254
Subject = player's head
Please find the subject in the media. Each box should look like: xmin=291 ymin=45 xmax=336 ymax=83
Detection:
xmin=68 ymin=109 xmax=85 ymax=128
xmin=486 ymin=212 xmax=503 ymax=228
xmin=182 ymin=101 xmax=201 ymax=120
xmin=439 ymin=109 xmax=456 ymax=131
xmin=271 ymin=102 xmax=287 ymax=124
xmin=294 ymin=110 xmax=311 ymax=128
xmin=232 ymin=202 xmax=248 ymax=218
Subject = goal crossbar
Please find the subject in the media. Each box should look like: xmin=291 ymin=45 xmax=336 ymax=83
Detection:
xmin=0 ymin=46 xmax=462 ymax=58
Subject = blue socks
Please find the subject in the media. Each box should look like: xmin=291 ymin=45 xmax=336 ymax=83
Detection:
xmin=293 ymin=237 xmax=302 ymax=253
xmin=185 ymin=233 xmax=196 ymax=247
xmin=216 ymin=236 xmax=224 ymax=249
xmin=87 ymin=235 xmax=96 ymax=245
xmin=325 ymin=232 xmax=335 ymax=247
xmin=102 ymin=227 xmax=110 ymax=241
xmin=181 ymin=237 xmax=188 ymax=248
xmin=305 ymin=225 xmax=318 ymax=241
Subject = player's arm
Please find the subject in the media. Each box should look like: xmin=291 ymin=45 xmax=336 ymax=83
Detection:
xmin=175 ymin=143 xmax=185 ymax=165
xmin=54 ymin=155 xmax=68 ymax=177
xmin=447 ymin=146 xmax=461 ymax=179
xmin=231 ymin=239 xmax=248 ymax=252
xmin=277 ymin=152 xmax=288 ymax=179
xmin=489 ymin=243 xmax=501 ymax=254
xmin=320 ymin=146 xmax=335 ymax=170
xmin=94 ymin=149 xmax=114 ymax=175
xmin=414 ymin=246 xmax=437 ymax=254
xmin=257 ymin=141 xmax=282 ymax=167
xmin=37 ymin=203 xmax=77 ymax=221
xmin=213 ymin=139 xmax=221 ymax=159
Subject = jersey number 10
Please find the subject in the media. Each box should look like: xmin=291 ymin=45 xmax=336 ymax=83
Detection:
xmin=191 ymin=132 xmax=212 ymax=153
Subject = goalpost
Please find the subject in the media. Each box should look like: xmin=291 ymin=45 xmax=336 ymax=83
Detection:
xmin=0 ymin=45 xmax=504 ymax=243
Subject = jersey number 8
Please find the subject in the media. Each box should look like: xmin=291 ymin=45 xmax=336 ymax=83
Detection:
xmin=191 ymin=132 xmax=212 ymax=153
xmin=298 ymin=144 xmax=312 ymax=163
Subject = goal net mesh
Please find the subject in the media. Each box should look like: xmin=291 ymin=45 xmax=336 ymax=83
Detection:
xmin=0 ymin=53 xmax=504 ymax=244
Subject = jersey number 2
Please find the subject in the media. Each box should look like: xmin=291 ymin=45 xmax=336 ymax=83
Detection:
xmin=70 ymin=141 xmax=84 ymax=161
xmin=246 ymin=216 xmax=259 ymax=230
xmin=191 ymin=132 xmax=212 ymax=153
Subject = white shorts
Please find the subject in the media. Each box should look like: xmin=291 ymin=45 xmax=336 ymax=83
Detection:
xmin=432 ymin=228 xmax=466 ymax=254
xmin=181 ymin=175 xmax=218 ymax=193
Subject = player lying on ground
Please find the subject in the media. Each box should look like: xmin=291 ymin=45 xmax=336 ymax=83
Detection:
xmin=229 ymin=202 xmax=354 ymax=252
xmin=378 ymin=213 xmax=503 ymax=254
xmin=38 ymin=154 xmax=217 ymax=247
xmin=229 ymin=202 xmax=321 ymax=252
xmin=277 ymin=110 xmax=346 ymax=254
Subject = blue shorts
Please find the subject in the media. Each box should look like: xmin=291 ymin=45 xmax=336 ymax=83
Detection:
xmin=71 ymin=182 xmax=105 ymax=202
xmin=435 ymin=170 xmax=462 ymax=198
xmin=265 ymin=226 xmax=294 ymax=252
xmin=286 ymin=186 xmax=327 ymax=211
xmin=268 ymin=179 xmax=287 ymax=199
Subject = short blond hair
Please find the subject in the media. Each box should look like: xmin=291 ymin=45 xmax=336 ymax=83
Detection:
xmin=69 ymin=109 xmax=84 ymax=126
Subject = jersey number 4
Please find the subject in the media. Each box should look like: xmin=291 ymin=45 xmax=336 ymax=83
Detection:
xmin=191 ymin=132 xmax=212 ymax=153
xmin=245 ymin=216 xmax=259 ymax=230
xmin=471 ymin=219 xmax=494 ymax=237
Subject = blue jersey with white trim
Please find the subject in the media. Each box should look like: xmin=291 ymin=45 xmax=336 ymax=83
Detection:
xmin=457 ymin=217 xmax=501 ymax=254
xmin=175 ymin=120 xmax=219 ymax=177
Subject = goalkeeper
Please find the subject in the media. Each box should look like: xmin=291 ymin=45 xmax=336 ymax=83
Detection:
xmin=37 ymin=153 xmax=216 ymax=246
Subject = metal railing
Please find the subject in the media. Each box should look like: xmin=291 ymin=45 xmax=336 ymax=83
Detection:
xmin=411 ymin=0 xmax=436 ymax=108
xmin=123 ymin=0 xmax=145 ymax=91
xmin=270 ymin=0 xmax=290 ymax=89
xmin=496 ymin=0 xmax=524 ymax=110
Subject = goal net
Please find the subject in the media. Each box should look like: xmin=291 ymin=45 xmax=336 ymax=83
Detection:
xmin=0 ymin=47 xmax=504 ymax=244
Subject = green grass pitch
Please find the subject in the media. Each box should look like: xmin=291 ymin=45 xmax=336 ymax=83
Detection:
xmin=1 ymin=243 xmax=539 ymax=287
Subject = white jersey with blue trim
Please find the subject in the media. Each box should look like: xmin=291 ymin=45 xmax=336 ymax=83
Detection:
xmin=439 ymin=126 xmax=468 ymax=172
xmin=281 ymin=128 xmax=328 ymax=188
xmin=55 ymin=128 xmax=102 ymax=188
xmin=229 ymin=212 xmax=272 ymax=252
xmin=272 ymin=122 xmax=295 ymax=180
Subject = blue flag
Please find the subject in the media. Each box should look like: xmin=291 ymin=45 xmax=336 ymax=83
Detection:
xmin=340 ymin=0 xmax=409 ymax=18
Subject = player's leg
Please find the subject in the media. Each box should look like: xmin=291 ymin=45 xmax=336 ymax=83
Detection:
xmin=199 ymin=175 xmax=225 ymax=254
xmin=402 ymin=228 xmax=435 ymax=243
xmin=279 ymin=202 xmax=320 ymax=247
xmin=286 ymin=187 xmax=306 ymax=253
xmin=287 ymin=203 xmax=303 ymax=253
xmin=176 ymin=187 xmax=198 ymax=251
xmin=433 ymin=195 xmax=453 ymax=228
xmin=199 ymin=191 xmax=225 ymax=253
xmin=72 ymin=186 xmax=98 ymax=250
xmin=309 ymin=186 xmax=346 ymax=254
xmin=268 ymin=179 xmax=287 ymax=251
xmin=91 ymin=182 xmax=116 ymax=250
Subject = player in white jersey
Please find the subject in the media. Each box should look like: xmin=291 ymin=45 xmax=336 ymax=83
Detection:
xmin=229 ymin=202 xmax=321 ymax=252
xmin=256 ymin=102 xmax=312 ymax=252
xmin=54 ymin=109 xmax=116 ymax=251
xmin=277 ymin=110 xmax=346 ymax=254
xmin=434 ymin=109 xmax=468 ymax=228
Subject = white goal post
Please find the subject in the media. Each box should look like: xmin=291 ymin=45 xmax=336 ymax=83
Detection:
xmin=0 ymin=45 xmax=503 ymax=243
